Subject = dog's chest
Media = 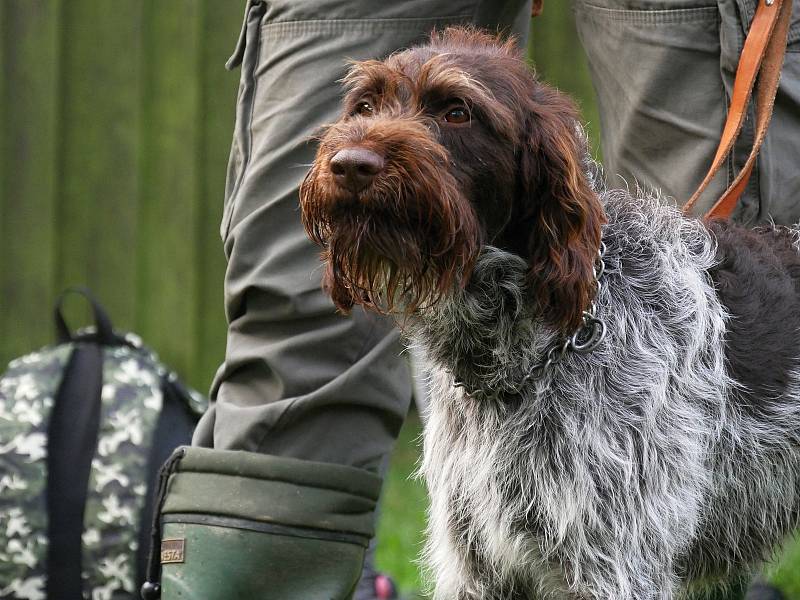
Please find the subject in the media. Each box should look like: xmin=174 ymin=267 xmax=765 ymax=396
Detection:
xmin=422 ymin=372 xmax=548 ymax=554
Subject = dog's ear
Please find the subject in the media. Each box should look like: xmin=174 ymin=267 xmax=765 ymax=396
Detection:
xmin=508 ymin=84 xmax=605 ymax=332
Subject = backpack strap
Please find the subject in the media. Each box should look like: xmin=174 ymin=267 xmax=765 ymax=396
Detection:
xmin=54 ymin=287 xmax=116 ymax=345
xmin=46 ymin=328 xmax=105 ymax=598
xmin=47 ymin=287 xmax=116 ymax=598
xmin=683 ymin=0 xmax=793 ymax=220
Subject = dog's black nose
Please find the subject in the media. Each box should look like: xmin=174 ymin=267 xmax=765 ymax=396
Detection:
xmin=329 ymin=147 xmax=384 ymax=193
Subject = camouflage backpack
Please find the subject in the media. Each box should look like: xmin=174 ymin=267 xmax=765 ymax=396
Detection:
xmin=0 ymin=289 xmax=207 ymax=600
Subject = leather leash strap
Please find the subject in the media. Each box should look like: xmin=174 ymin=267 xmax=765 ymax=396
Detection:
xmin=532 ymin=0 xmax=544 ymax=17
xmin=684 ymin=0 xmax=793 ymax=220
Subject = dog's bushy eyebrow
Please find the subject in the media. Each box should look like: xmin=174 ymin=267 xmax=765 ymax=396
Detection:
xmin=416 ymin=56 xmax=517 ymax=137
xmin=342 ymin=59 xmax=403 ymax=101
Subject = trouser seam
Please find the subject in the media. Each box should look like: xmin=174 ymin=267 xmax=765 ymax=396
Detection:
xmin=257 ymin=14 xmax=476 ymax=38
xmin=224 ymin=3 xmax=266 ymax=242
xmin=575 ymin=1 xmax=719 ymax=24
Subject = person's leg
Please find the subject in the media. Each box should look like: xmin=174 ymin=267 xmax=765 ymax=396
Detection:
xmin=574 ymin=0 xmax=800 ymax=225
xmin=758 ymin=0 xmax=800 ymax=225
xmin=193 ymin=0 xmax=533 ymax=472
xmin=168 ymin=3 xmax=533 ymax=599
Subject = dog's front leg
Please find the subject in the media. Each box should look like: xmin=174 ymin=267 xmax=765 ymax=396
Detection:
xmin=548 ymin=541 xmax=681 ymax=600
xmin=536 ymin=450 xmax=699 ymax=600
xmin=425 ymin=494 xmax=546 ymax=600
xmin=422 ymin=500 xmax=496 ymax=599
xmin=424 ymin=507 xmax=490 ymax=600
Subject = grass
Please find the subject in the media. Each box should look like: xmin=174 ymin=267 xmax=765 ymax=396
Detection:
xmin=769 ymin=536 xmax=800 ymax=598
xmin=375 ymin=410 xmax=800 ymax=598
xmin=375 ymin=411 xmax=428 ymax=594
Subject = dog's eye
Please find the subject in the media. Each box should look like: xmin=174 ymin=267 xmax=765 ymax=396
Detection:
xmin=354 ymin=101 xmax=374 ymax=117
xmin=444 ymin=106 xmax=470 ymax=124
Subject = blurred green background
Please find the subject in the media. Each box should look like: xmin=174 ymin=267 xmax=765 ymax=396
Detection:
xmin=1 ymin=1 xmax=798 ymax=598
xmin=1 ymin=1 xmax=238 ymax=393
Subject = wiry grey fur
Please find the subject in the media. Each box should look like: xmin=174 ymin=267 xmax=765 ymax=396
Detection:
xmin=409 ymin=186 xmax=800 ymax=599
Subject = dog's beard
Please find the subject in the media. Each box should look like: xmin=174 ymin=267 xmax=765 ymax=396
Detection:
xmin=301 ymin=161 xmax=483 ymax=316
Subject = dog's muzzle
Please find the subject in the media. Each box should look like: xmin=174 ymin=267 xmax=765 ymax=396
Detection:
xmin=299 ymin=116 xmax=483 ymax=315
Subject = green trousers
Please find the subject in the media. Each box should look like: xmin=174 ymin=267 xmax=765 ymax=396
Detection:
xmin=191 ymin=0 xmax=533 ymax=469
xmin=574 ymin=0 xmax=800 ymax=225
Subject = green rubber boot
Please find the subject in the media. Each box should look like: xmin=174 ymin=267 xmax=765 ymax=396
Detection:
xmin=140 ymin=447 xmax=381 ymax=600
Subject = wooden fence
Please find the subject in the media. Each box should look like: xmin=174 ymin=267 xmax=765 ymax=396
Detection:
xmin=0 ymin=1 xmax=598 ymax=394
xmin=1 ymin=1 xmax=242 ymax=392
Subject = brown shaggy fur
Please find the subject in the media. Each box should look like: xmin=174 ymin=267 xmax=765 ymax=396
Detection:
xmin=300 ymin=27 xmax=605 ymax=331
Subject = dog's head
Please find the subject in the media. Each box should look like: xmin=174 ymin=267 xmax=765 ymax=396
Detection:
xmin=300 ymin=27 xmax=605 ymax=331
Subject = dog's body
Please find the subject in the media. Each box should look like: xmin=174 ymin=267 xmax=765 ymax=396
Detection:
xmin=415 ymin=191 xmax=800 ymax=599
xmin=300 ymin=28 xmax=800 ymax=599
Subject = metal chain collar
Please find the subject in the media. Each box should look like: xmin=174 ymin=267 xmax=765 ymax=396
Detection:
xmin=454 ymin=241 xmax=607 ymax=398
xmin=522 ymin=240 xmax=607 ymax=384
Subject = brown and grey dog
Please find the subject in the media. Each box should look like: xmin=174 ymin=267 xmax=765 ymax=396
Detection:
xmin=300 ymin=28 xmax=800 ymax=600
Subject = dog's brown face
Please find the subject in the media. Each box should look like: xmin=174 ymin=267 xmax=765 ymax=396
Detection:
xmin=300 ymin=27 xmax=604 ymax=331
